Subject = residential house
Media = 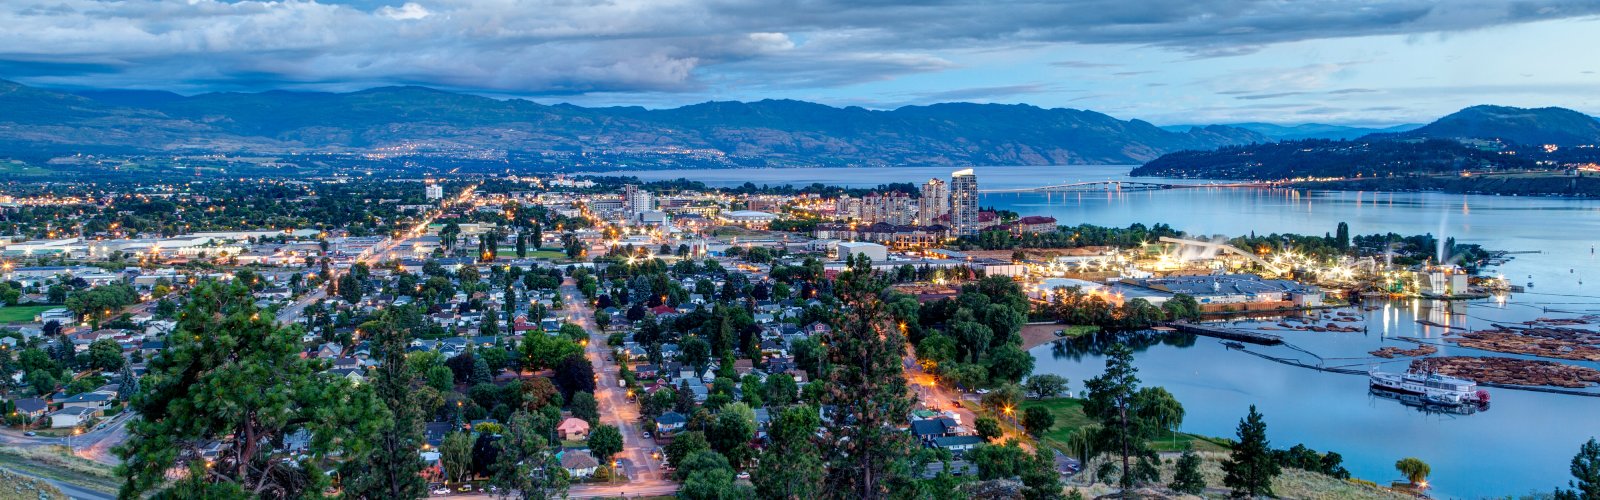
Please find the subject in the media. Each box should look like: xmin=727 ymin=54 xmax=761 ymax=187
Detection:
xmin=655 ymin=412 xmax=688 ymax=435
xmin=48 ymin=406 xmax=96 ymax=428
xmin=557 ymin=417 xmax=591 ymax=440
xmin=561 ymin=450 xmax=600 ymax=478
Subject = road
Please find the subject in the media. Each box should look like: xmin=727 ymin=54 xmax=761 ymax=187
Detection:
xmin=0 ymin=466 xmax=114 ymax=500
xmin=0 ymin=411 xmax=132 ymax=465
xmin=277 ymin=184 xmax=476 ymax=325
xmin=434 ymin=279 xmax=678 ymax=499
xmin=559 ymin=278 xmax=676 ymax=497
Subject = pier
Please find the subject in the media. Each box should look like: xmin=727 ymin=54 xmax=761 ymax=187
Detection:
xmin=1166 ymin=322 xmax=1283 ymax=345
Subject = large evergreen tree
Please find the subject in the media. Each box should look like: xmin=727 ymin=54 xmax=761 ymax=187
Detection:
xmin=819 ymin=254 xmax=915 ymax=499
xmin=115 ymin=282 xmax=377 ymax=498
xmin=1222 ymin=405 xmax=1280 ymax=498
xmin=1081 ymin=343 xmax=1165 ymax=488
xmin=342 ymin=313 xmax=429 ymax=499
xmin=1556 ymin=437 xmax=1600 ymax=500
xmin=753 ymin=405 xmax=825 ymax=499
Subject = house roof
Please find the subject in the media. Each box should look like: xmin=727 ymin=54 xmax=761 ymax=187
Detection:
xmin=12 ymin=398 xmax=47 ymax=413
xmin=655 ymin=412 xmax=687 ymax=425
xmin=557 ymin=417 xmax=591 ymax=433
xmin=561 ymin=450 xmax=600 ymax=470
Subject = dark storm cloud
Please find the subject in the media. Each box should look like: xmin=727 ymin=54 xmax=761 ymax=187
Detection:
xmin=1 ymin=0 xmax=1597 ymax=96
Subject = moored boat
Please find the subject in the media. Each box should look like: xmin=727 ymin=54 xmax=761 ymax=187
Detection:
xmin=1369 ymin=368 xmax=1489 ymax=406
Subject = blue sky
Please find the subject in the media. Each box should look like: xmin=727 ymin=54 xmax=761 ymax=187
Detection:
xmin=2 ymin=0 xmax=1597 ymax=125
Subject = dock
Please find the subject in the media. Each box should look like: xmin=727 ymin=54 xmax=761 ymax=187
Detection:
xmin=1166 ymin=322 xmax=1283 ymax=345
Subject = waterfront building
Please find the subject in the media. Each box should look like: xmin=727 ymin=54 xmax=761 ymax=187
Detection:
xmin=950 ymin=169 xmax=978 ymax=236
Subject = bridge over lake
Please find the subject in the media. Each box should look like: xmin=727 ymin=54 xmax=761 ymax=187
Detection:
xmin=979 ymin=180 xmax=1275 ymax=194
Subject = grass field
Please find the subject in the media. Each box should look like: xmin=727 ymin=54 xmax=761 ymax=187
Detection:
xmin=0 ymin=447 xmax=118 ymax=496
xmin=1025 ymin=398 xmax=1231 ymax=454
xmin=0 ymin=305 xmax=55 ymax=324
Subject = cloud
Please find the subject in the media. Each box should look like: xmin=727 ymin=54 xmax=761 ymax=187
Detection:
xmin=1 ymin=0 xmax=1598 ymax=101
xmin=910 ymin=83 xmax=1056 ymax=102
xmin=377 ymin=2 xmax=429 ymax=20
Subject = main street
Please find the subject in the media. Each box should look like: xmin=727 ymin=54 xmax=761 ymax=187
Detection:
xmin=560 ymin=278 xmax=676 ymax=497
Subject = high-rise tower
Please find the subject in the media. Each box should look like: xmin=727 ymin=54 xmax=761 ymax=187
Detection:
xmin=950 ymin=169 xmax=978 ymax=236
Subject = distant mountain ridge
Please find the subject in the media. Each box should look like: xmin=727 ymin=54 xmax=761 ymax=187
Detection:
xmin=0 ymin=79 xmax=1272 ymax=166
xmin=1133 ymin=104 xmax=1600 ymax=181
xmin=1160 ymin=122 xmax=1422 ymax=141
xmin=1372 ymin=105 xmax=1600 ymax=145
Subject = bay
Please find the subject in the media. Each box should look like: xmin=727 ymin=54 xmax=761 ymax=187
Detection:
xmin=599 ymin=165 xmax=1600 ymax=497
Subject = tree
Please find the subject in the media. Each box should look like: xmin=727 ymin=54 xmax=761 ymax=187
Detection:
xmin=976 ymin=417 xmax=1003 ymax=442
xmin=1222 ymin=405 xmax=1280 ymax=498
xmin=1022 ymin=406 xmax=1055 ymax=437
xmin=986 ymin=343 xmax=1035 ymax=383
xmin=1081 ymin=343 xmax=1162 ymax=489
xmin=441 ymin=431 xmax=474 ymax=483
xmin=516 ymin=232 xmax=528 ymax=258
xmin=1025 ymin=374 xmax=1069 ymax=399
xmin=1556 ymin=438 xmax=1600 ymax=500
xmin=342 ymin=314 xmax=429 ymax=500
xmin=1170 ymin=446 xmax=1205 ymax=495
xmin=1020 ymin=447 xmax=1067 ymax=500
xmin=764 ymin=373 xmax=798 ymax=408
xmin=589 ymin=424 xmax=624 ymax=466
xmin=570 ymin=391 xmax=600 ymax=425
xmin=754 ymin=405 xmax=824 ymax=499
xmin=709 ymin=402 xmax=756 ymax=469
xmin=1335 ymin=221 xmax=1351 ymax=250
xmin=115 ymin=282 xmax=373 ymax=498
xmin=86 ymin=338 xmax=125 ymax=372
xmin=679 ymin=450 xmax=749 ymax=499
xmin=665 ymin=430 xmax=709 ymax=467
xmin=552 ymin=354 xmax=595 ymax=401
xmin=1395 ymin=457 xmax=1431 ymax=487
xmin=491 ymin=410 xmax=569 ymax=500
xmin=818 ymin=254 xmax=915 ymax=499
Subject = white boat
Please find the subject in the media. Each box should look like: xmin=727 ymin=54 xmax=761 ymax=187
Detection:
xmin=1369 ymin=369 xmax=1488 ymax=406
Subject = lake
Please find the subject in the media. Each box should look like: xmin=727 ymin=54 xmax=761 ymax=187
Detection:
xmin=598 ymin=165 xmax=1600 ymax=498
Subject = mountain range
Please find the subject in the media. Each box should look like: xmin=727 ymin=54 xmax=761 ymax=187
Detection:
xmin=1132 ymin=105 xmax=1600 ymax=181
xmin=5 ymin=79 xmax=1598 ymax=169
xmin=0 ymin=79 xmax=1270 ymax=166
xmin=1160 ymin=122 xmax=1422 ymax=141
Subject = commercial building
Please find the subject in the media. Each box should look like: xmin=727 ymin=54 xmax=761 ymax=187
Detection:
xmin=950 ymin=169 xmax=978 ymax=236
xmin=720 ymin=210 xmax=777 ymax=228
xmin=425 ymin=183 xmax=444 ymax=201
xmin=623 ymin=185 xmax=653 ymax=215
xmin=837 ymin=242 xmax=888 ymax=263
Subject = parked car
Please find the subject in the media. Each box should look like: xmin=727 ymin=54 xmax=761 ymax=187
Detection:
xmin=23 ymin=431 xmax=36 ymax=437
xmin=430 ymin=487 xmax=449 ymax=495
xmin=456 ymin=485 xmax=472 ymax=492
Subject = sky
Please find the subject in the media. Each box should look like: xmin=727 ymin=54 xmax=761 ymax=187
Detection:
xmin=2 ymin=0 xmax=1599 ymax=126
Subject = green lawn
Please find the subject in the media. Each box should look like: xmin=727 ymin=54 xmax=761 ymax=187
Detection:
xmin=0 ymin=305 xmax=56 ymax=324
xmin=1025 ymin=398 xmax=1231 ymax=454
xmin=1059 ymin=325 xmax=1100 ymax=338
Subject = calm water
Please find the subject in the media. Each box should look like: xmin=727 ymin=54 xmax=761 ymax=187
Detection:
xmin=603 ymin=165 xmax=1600 ymax=498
